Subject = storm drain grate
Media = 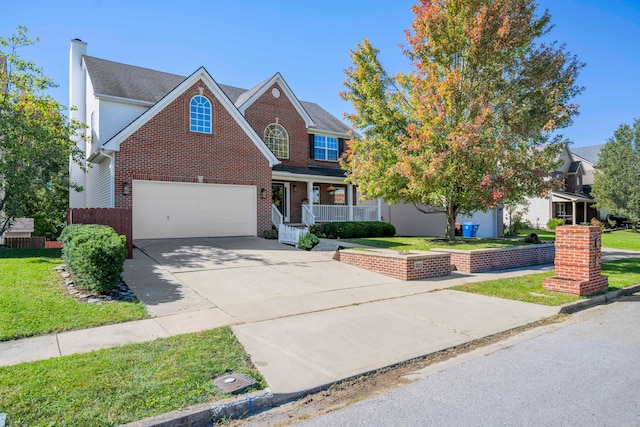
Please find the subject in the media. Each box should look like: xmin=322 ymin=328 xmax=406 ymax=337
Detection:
xmin=213 ymin=372 xmax=256 ymax=394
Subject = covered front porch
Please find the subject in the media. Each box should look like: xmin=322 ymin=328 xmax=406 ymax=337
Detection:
xmin=551 ymin=191 xmax=598 ymax=225
xmin=270 ymin=167 xmax=380 ymax=227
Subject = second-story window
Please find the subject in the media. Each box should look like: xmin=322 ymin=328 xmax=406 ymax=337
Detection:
xmin=264 ymin=123 xmax=289 ymax=158
xmin=314 ymin=135 xmax=338 ymax=161
xmin=190 ymin=95 xmax=212 ymax=133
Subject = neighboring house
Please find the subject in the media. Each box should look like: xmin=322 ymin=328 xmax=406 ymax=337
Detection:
xmin=516 ymin=144 xmax=600 ymax=229
xmin=68 ymin=39 xmax=379 ymax=240
xmin=2 ymin=218 xmax=34 ymax=242
xmin=357 ymin=199 xmax=503 ymax=238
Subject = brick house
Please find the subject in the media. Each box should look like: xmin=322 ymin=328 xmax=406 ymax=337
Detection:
xmin=514 ymin=144 xmax=600 ymax=229
xmin=68 ymin=39 xmax=379 ymax=240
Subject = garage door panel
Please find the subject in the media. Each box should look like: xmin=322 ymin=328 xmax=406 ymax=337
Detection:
xmin=133 ymin=181 xmax=257 ymax=239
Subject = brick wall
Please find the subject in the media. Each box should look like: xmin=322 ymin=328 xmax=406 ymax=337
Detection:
xmin=114 ymin=81 xmax=273 ymax=236
xmin=244 ymin=83 xmax=310 ymax=168
xmin=432 ymin=244 xmax=555 ymax=273
xmin=337 ymin=249 xmax=451 ymax=280
xmin=543 ymin=226 xmax=608 ymax=295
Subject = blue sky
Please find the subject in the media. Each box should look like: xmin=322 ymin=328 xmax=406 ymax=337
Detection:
xmin=1 ymin=0 xmax=638 ymax=148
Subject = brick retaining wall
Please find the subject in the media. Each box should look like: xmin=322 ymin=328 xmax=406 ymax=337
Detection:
xmin=432 ymin=244 xmax=555 ymax=273
xmin=337 ymin=249 xmax=451 ymax=280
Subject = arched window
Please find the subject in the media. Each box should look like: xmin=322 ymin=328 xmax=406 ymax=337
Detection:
xmin=190 ymin=95 xmax=212 ymax=133
xmin=264 ymin=123 xmax=289 ymax=158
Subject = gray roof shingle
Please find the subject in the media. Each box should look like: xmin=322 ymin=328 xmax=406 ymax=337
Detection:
xmin=571 ymin=144 xmax=604 ymax=165
xmin=83 ymin=56 xmax=351 ymax=135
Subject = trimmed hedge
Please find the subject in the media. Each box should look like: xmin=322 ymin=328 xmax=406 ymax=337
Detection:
xmin=323 ymin=221 xmax=396 ymax=239
xmin=59 ymin=224 xmax=126 ymax=293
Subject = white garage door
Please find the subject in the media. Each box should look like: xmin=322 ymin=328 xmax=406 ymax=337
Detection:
xmin=133 ymin=180 xmax=257 ymax=239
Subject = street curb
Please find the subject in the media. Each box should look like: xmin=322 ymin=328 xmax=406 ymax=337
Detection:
xmin=124 ymin=284 xmax=640 ymax=427
xmin=559 ymin=283 xmax=640 ymax=314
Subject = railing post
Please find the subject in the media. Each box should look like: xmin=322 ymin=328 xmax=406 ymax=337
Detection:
xmin=348 ymin=184 xmax=354 ymax=221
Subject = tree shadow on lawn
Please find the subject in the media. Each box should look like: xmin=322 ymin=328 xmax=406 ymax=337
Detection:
xmin=0 ymin=248 xmax=62 ymax=259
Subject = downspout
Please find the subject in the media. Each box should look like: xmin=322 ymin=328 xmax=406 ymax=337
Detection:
xmin=99 ymin=148 xmax=115 ymax=208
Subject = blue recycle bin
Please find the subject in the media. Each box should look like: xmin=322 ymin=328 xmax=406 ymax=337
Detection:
xmin=462 ymin=222 xmax=480 ymax=238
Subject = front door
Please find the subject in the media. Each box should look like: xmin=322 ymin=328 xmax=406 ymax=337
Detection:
xmin=272 ymin=182 xmax=289 ymax=222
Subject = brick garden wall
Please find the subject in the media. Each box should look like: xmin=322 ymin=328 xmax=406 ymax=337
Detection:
xmin=337 ymin=249 xmax=451 ymax=280
xmin=432 ymin=244 xmax=555 ymax=273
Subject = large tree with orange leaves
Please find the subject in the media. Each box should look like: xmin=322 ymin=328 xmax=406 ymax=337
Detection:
xmin=341 ymin=0 xmax=583 ymax=239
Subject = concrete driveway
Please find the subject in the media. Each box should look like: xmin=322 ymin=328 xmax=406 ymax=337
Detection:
xmin=124 ymin=237 xmax=559 ymax=394
xmin=127 ymin=237 xmax=433 ymax=322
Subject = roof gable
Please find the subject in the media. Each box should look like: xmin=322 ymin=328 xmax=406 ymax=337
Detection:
xmin=83 ymin=56 xmax=351 ymax=136
xmin=236 ymin=73 xmax=315 ymax=128
xmin=101 ymin=67 xmax=279 ymax=167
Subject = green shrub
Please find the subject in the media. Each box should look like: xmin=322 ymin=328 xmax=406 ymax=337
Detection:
xmin=323 ymin=221 xmax=396 ymax=239
xmin=308 ymin=223 xmax=326 ymax=238
xmin=263 ymin=228 xmax=278 ymax=239
xmin=546 ymin=218 xmax=565 ymax=230
xmin=298 ymin=233 xmax=320 ymax=250
xmin=60 ymin=224 xmax=126 ymax=293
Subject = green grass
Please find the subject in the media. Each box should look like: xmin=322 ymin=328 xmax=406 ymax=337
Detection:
xmin=602 ymin=258 xmax=640 ymax=290
xmin=0 ymin=248 xmax=147 ymax=341
xmin=601 ymin=229 xmax=640 ymax=250
xmin=341 ymin=236 xmax=530 ymax=251
xmin=453 ymin=258 xmax=640 ymax=305
xmin=0 ymin=328 xmax=265 ymax=426
xmin=517 ymin=228 xmax=556 ymax=241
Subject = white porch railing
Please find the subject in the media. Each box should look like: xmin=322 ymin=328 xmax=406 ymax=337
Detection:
xmin=302 ymin=204 xmax=315 ymax=226
xmin=272 ymin=204 xmax=283 ymax=227
xmin=278 ymin=224 xmax=309 ymax=247
xmin=353 ymin=206 xmax=379 ymax=221
xmin=311 ymin=205 xmax=378 ymax=223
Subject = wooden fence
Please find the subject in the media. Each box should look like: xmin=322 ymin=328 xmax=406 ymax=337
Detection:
xmin=5 ymin=237 xmax=46 ymax=249
xmin=67 ymin=208 xmax=133 ymax=259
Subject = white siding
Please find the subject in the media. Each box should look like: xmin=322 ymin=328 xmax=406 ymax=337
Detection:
xmin=100 ymin=100 xmax=148 ymax=143
xmin=86 ymin=157 xmax=112 ymax=208
xmin=511 ymin=197 xmax=550 ymax=229
xmin=358 ymin=196 xmax=447 ymax=237
xmin=458 ymin=210 xmax=498 ymax=238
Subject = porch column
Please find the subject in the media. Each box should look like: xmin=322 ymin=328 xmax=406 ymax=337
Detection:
xmin=307 ymin=180 xmax=314 ymax=209
xmin=572 ymin=200 xmax=577 ymax=225
xmin=377 ymin=198 xmax=382 ymax=221
xmin=584 ymin=201 xmax=588 ymax=223
xmin=347 ymin=184 xmax=354 ymax=221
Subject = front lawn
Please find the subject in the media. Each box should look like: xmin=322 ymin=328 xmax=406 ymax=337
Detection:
xmin=0 ymin=248 xmax=147 ymax=341
xmin=341 ymin=236 xmax=530 ymax=251
xmin=453 ymin=258 xmax=640 ymax=305
xmin=601 ymin=229 xmax=640 ymax=251
xmin=517 ymin=228 xmax=556 ymax=241
xmin=0 ymin=328 xmax=265 ymax=426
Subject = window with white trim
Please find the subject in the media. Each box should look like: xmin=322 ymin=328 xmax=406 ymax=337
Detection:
xmin=264 ymin=123 xmax=289 ymax=158
xmin=190 ymin=95 xmax=212 ymax=133
xmin=314 ymin=135 xmax=338 ymax=161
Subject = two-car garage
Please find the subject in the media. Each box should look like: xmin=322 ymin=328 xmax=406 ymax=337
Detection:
xmin=132 ymin=180 xmax=257 ymax=240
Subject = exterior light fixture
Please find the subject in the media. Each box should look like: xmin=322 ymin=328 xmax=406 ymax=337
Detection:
xmin=122 ymin=182 xmax=130 ymax=195
xmin=327 ymin=184 xmax=336 ymax=195
xmin=293 ymin=184 xmax=297 ymax=192
xmin=260 ymin=188 xmax=267 ymax=199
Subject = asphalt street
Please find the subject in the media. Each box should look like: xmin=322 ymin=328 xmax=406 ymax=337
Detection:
xmin=297 ymin=295 xmax=640 ymax=427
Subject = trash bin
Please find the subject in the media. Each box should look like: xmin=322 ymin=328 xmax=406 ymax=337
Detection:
xmin=462 ymin=222 xmax=475 ymax=238
xmin=461 ymin=222 xmax=480 ymax=238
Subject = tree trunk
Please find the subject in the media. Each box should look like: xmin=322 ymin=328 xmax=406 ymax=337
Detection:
xmin=445 ymin=202 xmax=459 ymax=241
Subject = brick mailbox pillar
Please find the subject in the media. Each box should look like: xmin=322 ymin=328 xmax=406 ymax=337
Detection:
xmin=543 ymin=226 xmax=608 ymax=296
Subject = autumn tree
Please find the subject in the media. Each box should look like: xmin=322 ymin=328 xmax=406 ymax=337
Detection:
xmin=591 ymin=119 xmax=640 ymax=232
xmin=341 ymin=0 xmax=583 ymax=239
xmin=0 ymin=26 xmax=84 ymax=240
